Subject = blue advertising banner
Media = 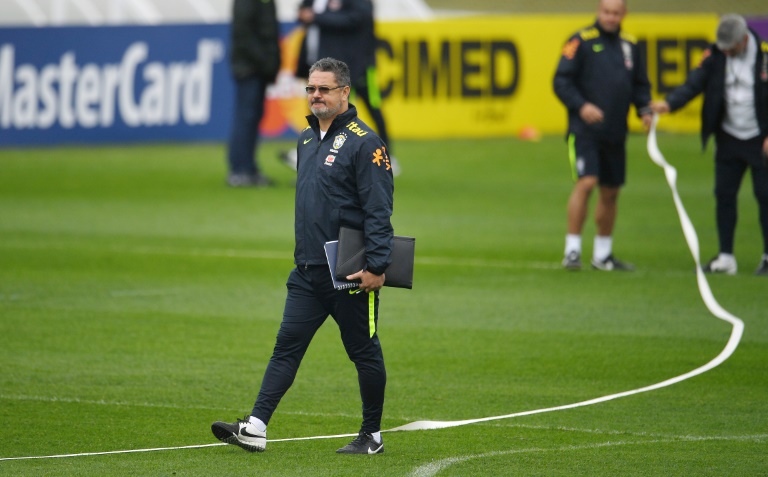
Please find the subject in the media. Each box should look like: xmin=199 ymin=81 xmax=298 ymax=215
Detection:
xmin=2 ymin=17 xmax=764 ymax=147
xmin=0 ymin=24 xmax=233 ymax=147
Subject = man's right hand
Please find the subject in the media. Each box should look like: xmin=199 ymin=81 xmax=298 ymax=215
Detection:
xmin=650 ymin=100 xmax=671 ymax=114
xmin=346 ymin=270 xmax=385 ymax=294
xmin=298 ymin=7 xmax=314 ymax=24
xmin=579 ymin=103 xmax=604 ymax=124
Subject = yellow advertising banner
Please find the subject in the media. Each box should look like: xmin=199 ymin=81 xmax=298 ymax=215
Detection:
xmin=271 ymin=14 xmax=719 ymax=139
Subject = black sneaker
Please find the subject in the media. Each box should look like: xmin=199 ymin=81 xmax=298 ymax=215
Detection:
xmin=755 ymin=257 xmax=768 ymax=276
xmin=591 ymin=254 xmax=634 ymax=271
xmin=562 ymin=251 xmax=581 ymax=270
xmin=336 ymin=431 xmax=384 ymax=454
xmin=211 ymin=416 xmax=266 ymax=452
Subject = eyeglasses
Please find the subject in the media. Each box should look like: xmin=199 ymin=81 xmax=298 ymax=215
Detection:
xmin=305 ymin=85 xmax=344 ymax=95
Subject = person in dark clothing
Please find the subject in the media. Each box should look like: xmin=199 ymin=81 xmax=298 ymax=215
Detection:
xmin=280 ymin=0 xmax=400 ymax=175
xmin=554 ymin=0 xmax=652 ymax=271
xmin=212 ymin=58 xmax=394 ymax=455
xmin=652 ymin=14 xmax=768 ymax=276
xmin=225 ymin=0 xmax=281 ymax=187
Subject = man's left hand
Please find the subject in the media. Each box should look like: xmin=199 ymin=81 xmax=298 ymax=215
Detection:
xmin=298 ymin=7 xmax=314 ymax=24
xmin=346 ymin=270 xmax=385 ymax=293
xmin=641 ymin=113 xmax=653 ymax=133
xmin=763 ymin=137 xmax=768 ymax=159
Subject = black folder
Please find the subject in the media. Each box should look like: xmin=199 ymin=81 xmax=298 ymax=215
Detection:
xmin=334 ymin=226 xmax=415 ymax=289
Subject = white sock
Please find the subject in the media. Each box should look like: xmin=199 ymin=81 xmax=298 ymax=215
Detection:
xmin=593 ymin=235 xmax=612 ymax=262
xmin=565 ymin=234 xmax=581 ymax=255
xmin=371 ymin=431 xmax=382 ymax=443
xmin=248 ymin=416 xmax=267 ymax=432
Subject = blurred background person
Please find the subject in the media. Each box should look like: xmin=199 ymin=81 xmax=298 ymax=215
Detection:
xmin=553 ymin=0 xmax=652 ymax=271
xmin=225 ymin=0 xmax=281 ymax=187
xmin=279 ymin=0 xmax=400 ymax=175
xmin=651 ymin=14 xmax=768 ymax=276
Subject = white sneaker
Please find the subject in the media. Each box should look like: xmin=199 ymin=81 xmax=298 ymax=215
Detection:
xmin=278 ymin=149 xmax=298 ymax=171
xmin=211 ymin=416 xmax=266 ymax=452
xmin=591 ymin=254 xmax=635 ymax=271
xmin=702 ymin=254 xmax=737 ymax=275
xmin=389 ymin=156 xmax=402 ymax=177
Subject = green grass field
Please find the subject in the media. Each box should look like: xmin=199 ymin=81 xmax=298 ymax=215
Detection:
xmin=1 ymin=134 xmax=766 ymax=476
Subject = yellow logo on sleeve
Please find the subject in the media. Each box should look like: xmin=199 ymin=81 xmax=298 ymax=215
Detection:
xmin=372 ymin=147 xmax=391 ymax=171
xmin=562 ymin=38 xmax=580 ymax=60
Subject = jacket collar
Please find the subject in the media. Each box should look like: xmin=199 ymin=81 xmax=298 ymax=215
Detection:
xmin=594 ymin=20 xmax=621 ymax=40
xmin=712 ymin=29 xmax=768 ymax=83
xmin=306 ymin=104 xmax=358 ymax=138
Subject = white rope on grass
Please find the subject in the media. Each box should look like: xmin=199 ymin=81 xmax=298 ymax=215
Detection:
xmin=0 ymin=117 xmax=745 ymax=462
xmin=0 ymin=434 xmax=363 ymax=461
xmin=390 ymin=115 xmax=744 ymax=431
xmin=388 ymin=115 xmax=745 ymax=432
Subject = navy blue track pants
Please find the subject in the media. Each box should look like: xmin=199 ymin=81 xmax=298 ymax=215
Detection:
xmin=251 ymin=265 xmax=386 ymax=433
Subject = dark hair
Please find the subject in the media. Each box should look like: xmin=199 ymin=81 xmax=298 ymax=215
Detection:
xmin=308 ymin=57 xmax=351 ymax=87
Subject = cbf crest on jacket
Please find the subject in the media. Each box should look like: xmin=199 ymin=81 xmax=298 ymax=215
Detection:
xmin=294 ymin=104 xmax=394 ymax=276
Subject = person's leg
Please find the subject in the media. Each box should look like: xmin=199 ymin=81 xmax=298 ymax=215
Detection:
xmin=251 ymin=267 xmax=328 ymax=425
xmin=595 ymin=185 xmax=619 ymax=237
xmin=747 ymin=146 xmax=768 ymax=255
xmin=563 ymin=178 xmax=594 ymax=269
xmin=714 ymin=136 xmax=747 ymax=255
xmin=563 ymin=133 xmax=599 ymax=268
xmin=211 ymin=267 xmax=327 ymax=452
xmin=746 ymin=138 xmax=768 ymax=274
xmin=227 ymin=76 xmax=267 ymax=178
xmin=567 ymin=176 xmax=598 ymax=235
xmin=590 ymin=139 xmax=633 ymax=270
xmin=353 ymin=68 xmax=390 ymax=148
xmin=329 ymin=289 xmax=386 ymax=435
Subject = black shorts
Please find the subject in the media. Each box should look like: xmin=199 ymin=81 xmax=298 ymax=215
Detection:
xmin=568 ymin=133 xmax=627 ymax=187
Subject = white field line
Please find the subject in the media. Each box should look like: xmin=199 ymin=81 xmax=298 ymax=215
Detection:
xmin=409 ymin=434 xmax=768 ymax=477
xmin=0 ymin=119 xmax=748 ymax=463
xmin=3 ymin=433 xmax=764 ymax=464
xmin=0 ymin=394 xmax=732 ymax=443
xmin=386 ymin=118 xmax=745 ymax=433
xmin=0 ymin=394 xmax=360 ymax=419
xmin=0 ymin=240 xmax=561 ymax=271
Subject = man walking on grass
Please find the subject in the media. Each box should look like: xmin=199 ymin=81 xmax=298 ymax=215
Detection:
xmin=211 ymin=57 xmax=394 ymax=454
